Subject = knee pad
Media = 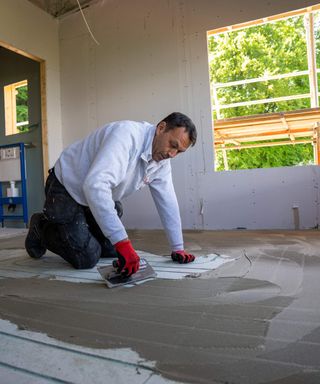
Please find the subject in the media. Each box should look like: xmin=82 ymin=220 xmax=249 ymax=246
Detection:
xmin=43 ymin=219 xmax=101 ymax=270
xmin=72 ymin=236 xmax=101 ymax=269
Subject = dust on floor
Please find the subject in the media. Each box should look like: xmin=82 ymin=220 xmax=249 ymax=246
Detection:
xmin=0 ymin=229 xmax=320 ymax=384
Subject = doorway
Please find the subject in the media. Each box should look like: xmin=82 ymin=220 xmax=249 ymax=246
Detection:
xmin=0 ymin=44 xmax=47 ymax=225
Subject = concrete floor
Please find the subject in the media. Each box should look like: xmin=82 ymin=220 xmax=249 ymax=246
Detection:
xmin=0 ymin=229 xmax=320 ymax=383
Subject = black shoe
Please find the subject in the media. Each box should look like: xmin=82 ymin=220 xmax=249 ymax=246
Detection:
xmin=25 ymin=213 xmax=47 ymax=259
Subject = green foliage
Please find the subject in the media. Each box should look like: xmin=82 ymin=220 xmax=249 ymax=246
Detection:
xmin=15 ymin=85 xmax=29 ymax=133
xmin=208 ymin=14 xmax=315 ymax=170
xmin=215 ymin=141 xmax=313 ymax=171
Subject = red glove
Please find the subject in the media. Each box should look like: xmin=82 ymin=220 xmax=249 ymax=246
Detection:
xmin=113 ymin=240 xmax=140 ymax=276
xmin=171 ymin=250 xmax=195 ymax=264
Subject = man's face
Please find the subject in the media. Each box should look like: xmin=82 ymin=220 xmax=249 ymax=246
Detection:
xmin=152 ymin=122 xmax=191 ymax=162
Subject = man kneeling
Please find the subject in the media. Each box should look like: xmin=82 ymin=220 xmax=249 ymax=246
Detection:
xmin=25 ymin=112 xmax=197 ymax=276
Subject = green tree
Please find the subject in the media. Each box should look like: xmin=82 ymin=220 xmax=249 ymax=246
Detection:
xmin=215 ymin=141 xmax=313 ymax=171
xmin=16 ymin=85 xmax=29 ymax=133
xmin=208 ymin=14 xmax=314 ymax=170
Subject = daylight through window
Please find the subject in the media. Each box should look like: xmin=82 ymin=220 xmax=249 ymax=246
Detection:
xmin=4 ymin=80 xmax=29 ymax=136
xmin=207 ymin=5 xmax=320 ymax=171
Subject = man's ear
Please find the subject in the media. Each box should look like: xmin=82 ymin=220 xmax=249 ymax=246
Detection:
xmin=156 ymin=121 xmax=166 ymax=134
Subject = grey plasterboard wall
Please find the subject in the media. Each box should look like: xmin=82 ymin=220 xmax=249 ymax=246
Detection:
xmin=58 ymin=0 xmax=320 ymax=230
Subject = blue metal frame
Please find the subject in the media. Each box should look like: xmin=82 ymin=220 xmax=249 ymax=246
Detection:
xmin=0 ymin=143 xmax=28 ymax=227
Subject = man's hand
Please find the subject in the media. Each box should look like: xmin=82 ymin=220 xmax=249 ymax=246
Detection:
xmin=113 ymin=239 xmax=140 ymax=276
xmin=171 ymin=250 xmax=195 ymax=264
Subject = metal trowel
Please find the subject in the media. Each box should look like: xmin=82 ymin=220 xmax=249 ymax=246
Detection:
xmin=98 ymin=258 xmax=156 ymax=288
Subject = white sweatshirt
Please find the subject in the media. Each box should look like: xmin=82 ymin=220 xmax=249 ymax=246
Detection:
xmin=54 ymin=120 xmax=184 ymax=250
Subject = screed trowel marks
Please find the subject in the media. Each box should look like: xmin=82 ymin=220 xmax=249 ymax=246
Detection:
xmin=0 ymin=230 xmax=320 ymax=384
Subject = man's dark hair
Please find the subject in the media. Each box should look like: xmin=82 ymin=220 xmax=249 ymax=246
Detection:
xmin=159 ymin=112 xmax=197 ymax=146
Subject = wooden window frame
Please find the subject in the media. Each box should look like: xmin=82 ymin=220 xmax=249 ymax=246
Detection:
xmin=4 ymin=80 xmax=29 ymax=136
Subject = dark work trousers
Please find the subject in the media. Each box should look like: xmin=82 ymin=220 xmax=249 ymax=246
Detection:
xmin=41 ymin=169 xmax=119 ymax=269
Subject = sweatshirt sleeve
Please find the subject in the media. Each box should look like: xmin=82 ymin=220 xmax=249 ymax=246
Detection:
xmin=82 ymin=125 xmax=135 ymax=244
xmin=149 ymin=162 xmax=184 ymax=251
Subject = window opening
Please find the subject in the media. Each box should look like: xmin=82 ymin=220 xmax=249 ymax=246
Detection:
xmin=4 ymin=80 xmax=29 ymax=136
xmin=207 ymin=5 xmax=320 ymax=170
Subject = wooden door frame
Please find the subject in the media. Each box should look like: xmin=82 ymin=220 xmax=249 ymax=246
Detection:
xmin=0 ymin=40 xmax=48 ymax=182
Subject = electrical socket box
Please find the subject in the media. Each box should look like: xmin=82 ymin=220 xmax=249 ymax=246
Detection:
xmin=0 ymin=147 xmax=19 ymax=160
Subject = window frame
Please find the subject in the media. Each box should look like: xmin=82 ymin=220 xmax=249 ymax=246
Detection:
xmin=4 ymin=79 xmax=29 ymax=136
xmin=207 ymin=4 xmax=320 ymax=168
